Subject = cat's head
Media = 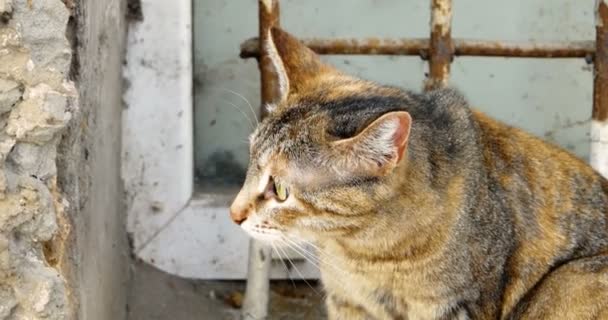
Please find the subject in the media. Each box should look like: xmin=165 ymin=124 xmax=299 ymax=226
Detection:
xmin=230 ymin=28 xmax=413 ymax=244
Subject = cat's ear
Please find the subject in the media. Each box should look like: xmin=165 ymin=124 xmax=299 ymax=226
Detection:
xmin=265 ymin=27 xmax=334 ymax=103
xmin=331 ymin=111 xmax=412 ymax=176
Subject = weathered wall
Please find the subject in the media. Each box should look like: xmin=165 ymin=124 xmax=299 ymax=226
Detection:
xmin=0 ymin=0 xmax=129 ymax=319
xmin=57 ymin=0 xmax=129 ymax=319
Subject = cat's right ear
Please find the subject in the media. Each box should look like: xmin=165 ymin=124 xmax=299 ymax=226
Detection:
xmin=264 ymin=27 xmax=335 ymax=106
xmin=330 ymin=111 xmax=412 ymax=176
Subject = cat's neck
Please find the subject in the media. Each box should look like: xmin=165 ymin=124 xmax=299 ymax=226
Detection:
xmin=325 ymin=161 xmax=472 ymax=261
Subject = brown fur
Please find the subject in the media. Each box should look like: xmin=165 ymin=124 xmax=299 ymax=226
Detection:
xmin=230 ymin=28 xmax=608 ymax=319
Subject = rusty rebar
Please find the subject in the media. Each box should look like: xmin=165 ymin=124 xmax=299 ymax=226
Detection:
xmin=594 ymin=1 xmax=608 ymax=122
xmin=426 ymin=0 xmax=453 ymax=90
xmin=240 ymin=37 xmax=595 ymax=59
xmin=241 ymin=37 xmax=430 ymax=57
xmin=454 ymin=39 xmax=595 ymax=58
xmin=258 ymin=0 xmax=281 ymax=118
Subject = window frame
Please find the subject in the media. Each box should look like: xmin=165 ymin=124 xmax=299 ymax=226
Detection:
xmin=122 ymin=0 xmax=317 ymax=279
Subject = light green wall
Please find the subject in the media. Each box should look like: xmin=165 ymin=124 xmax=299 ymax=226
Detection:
xmin=194 ymin=0 xmax=594 ymax=186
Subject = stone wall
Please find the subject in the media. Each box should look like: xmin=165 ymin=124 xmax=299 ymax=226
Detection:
xmin=0 ymin=0 xmax=129 ymax=319
xmin=0 ymin=0 xmax=76 ymax=318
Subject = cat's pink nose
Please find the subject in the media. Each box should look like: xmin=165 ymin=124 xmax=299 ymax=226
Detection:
xmin=230 ymin=207 xmax=250 ymax=225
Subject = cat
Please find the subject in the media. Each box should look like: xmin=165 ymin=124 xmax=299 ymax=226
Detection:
xmin=230 ymin=27 xmax=608 ymax=319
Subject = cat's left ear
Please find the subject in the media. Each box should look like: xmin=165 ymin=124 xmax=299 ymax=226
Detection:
xmin=331 ymin=111 xmax=412 ymax=176
xmin=265 ymin=27 xmax=337 ymax=104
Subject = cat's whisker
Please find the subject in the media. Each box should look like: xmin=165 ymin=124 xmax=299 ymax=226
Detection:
xmin=280 ymin=236 xmax=349 ymax=288
xmin=271 ymin=243 xmax=297 ymax=290
xmin=280 ymin=237 xmax=352 ymax=299
xmin=219 ymin=98 xmax=256 ymax=130
xmin=291 ymin=240 xmax=352 ymax=288
xmin=283 ymin=237 xmax=334 ymax=269
xmin=280 ymin=236 xmax=322 ymax=266
xmin=219 ymin=88 xmax=259 ymax=127
xmin=293 ymin=239 xmax=383 ymax=303
xmin=275 ymin=240 xmax=321 ymax=296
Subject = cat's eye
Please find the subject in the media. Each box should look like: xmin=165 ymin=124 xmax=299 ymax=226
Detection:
xmin=272 ymin=178 xmax=289 ymax=202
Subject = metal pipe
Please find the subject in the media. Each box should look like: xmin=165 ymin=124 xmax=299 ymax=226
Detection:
xmin=591 ymin=0 xmax=608 ymax=177
xmin=241 ymin=37 xmax=430 ymax=57
xmin=240 ymin=37 xmax=595 ymax=59
xmin=258 ymin=0 xmax=281 ymax=119
xmin=426 ymin=0 xmax=453 ymax=90
xmin=242 ymin=239 xmax=272 ymax=320
xmin=241 ymin=1 xmax=278 ymax=319
xmin=453 ymin=39 xmax=595 ymax=58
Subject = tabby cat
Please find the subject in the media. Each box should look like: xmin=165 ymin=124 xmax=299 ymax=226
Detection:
xmin=230 ymin=27 xmax=608 ymax=319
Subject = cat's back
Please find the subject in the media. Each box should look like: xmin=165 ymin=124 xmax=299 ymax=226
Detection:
xmin=471 ymin=109 xmax=608 ymax=318
xmin=472 ymin=109 xmax=607 ymax=208
xmin=471 ymin=109 xmax=608 ymax=238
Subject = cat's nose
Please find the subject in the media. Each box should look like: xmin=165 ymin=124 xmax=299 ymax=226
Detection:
xmin=230 ymin=207 xmax=250 ymax=225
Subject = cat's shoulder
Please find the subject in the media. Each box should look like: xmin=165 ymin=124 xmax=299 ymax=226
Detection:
xmin=410 ymin=87 xmax=474 ymax=130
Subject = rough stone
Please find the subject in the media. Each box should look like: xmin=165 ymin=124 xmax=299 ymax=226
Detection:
xmin=0 ymin=0 xmax=76 ymax=318
xmin=0 ymin=79 xmax=22 ymax=114
xmin=0 ymin=135 xmax=14 ymax=156
xmin=0 ymin=0 xmax=12 ymax=15
xmin=6 ymin=141 xmax=57 ymax=181
xmin=11 ymin=263 xmax=68 ymax=319
xmin=0 ymin=285 xmax=17 ymax=319
xmin=0 ymin=181 xmax=56 ymax=240
xmin=0 ymin=234 xmax=7 ymax=272
xmin=0 ymin=28 xmax=21 ymax=48
xmin=12 ymin=0 xmax=71 ymax=74
xmin=6 ymin=84 xmax=72 ymax=143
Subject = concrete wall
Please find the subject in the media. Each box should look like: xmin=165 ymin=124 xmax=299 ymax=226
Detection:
xmin=0 ymin=0 xmax=129 ymax=319
xmin=58 ymin=0 xmax=129 ymax=319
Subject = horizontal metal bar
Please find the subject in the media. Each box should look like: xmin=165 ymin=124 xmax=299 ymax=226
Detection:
xmin=240 ymin=37 xmax=429 ymax=57
xmin=453 ymin=39 xmax=595 ymax=58
xmin=240 ymin=37 xmax=595 ymax=59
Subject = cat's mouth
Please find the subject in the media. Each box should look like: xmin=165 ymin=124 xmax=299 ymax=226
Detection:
xmin=241 ymin=219 xmax=284 ymax=243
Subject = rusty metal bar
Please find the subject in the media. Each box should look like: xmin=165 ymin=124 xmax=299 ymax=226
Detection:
xmin=258 ymin=0 xmax=281 ymax=118
xmin=240 ymin=37 xmax=429 ymax=57
xmin=426 ymin=0 xmax=453 ymax=90
xmin=591 ymin=0 xmax=608 ymax=177
xmin=594 ymin=1 xmax=608 ymax=123
xmin=453 ymin=39 xmax=595 ymax=58
xmin=240 ymin=37 xmax=595 ymax=59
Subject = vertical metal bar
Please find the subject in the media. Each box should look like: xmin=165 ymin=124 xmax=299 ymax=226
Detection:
xmin=425 ymin=0 xmax=454 ymax=91
xmin=242 ymin=240 xmax=272 ymax=320
xmin=591 ymin=0 xmax=608 ymax=177
xmin=259 ymin=0 xmax=281 ymax=118
xmin=241 ymin=1 xmax=279 ymax=319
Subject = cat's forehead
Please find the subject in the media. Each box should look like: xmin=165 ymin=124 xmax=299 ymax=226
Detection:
xmin=250 ymin=106 xmax=321 ymax=159
xmin=250 ymin=92 xmax=412 ymax=153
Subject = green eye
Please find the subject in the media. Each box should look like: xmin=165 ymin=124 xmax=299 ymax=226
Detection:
xmin=273 ymin=179 xmax=289 ymax=201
